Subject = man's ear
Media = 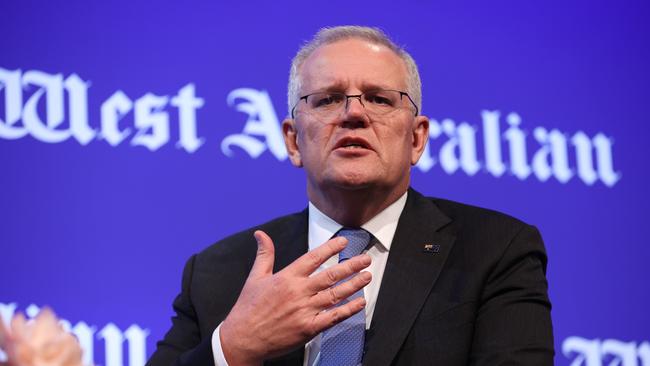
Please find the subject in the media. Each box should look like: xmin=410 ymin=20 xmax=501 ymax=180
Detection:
xmin=411 ymin=115 xmax=429 ymax=165
xmin=282 ymin=118 xmax=303 ymax=167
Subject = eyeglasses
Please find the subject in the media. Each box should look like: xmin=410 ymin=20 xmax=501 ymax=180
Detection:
xmin=290 ymin=89 xmax=419 ymax=119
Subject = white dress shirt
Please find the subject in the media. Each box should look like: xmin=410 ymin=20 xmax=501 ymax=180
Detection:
xmin=212 ymin=192 xmax=408 ymax=366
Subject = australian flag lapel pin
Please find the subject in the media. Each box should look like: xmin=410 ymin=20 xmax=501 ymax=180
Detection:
xmin=423 ymin=243 xmax=440 ymax=253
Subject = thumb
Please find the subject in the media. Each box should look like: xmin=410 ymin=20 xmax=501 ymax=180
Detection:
xmin=250 ymin=230 xmax=275 ymax=277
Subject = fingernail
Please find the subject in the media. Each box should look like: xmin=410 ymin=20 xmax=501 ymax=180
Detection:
xmin=359 ymin=298 xmax=367 ymax=307
xmin=361 ymin=271 xmax=372 ymax=282
xmin=360 ymin=254 xmax=371 ymax=265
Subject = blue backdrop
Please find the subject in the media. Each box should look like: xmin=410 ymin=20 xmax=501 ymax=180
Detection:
xmin=2 ymin=1 xmax=649 ymax=365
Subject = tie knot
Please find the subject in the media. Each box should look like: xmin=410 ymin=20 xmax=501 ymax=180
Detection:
xmin=336 ymin=228 xmax=371 ymax=262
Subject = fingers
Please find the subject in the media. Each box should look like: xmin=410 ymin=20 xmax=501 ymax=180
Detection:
xmin=311 ymin=271 xmax=372 ymax=308
xmin=290 ymin=236 xmax=348 ymax=276
xmin=312 ymin=296 xmax=367 ymax=332
xmin=249 ymin=230 xmax=276 ymax=278
xmin=308 ymin=254 xmax=371 ymax=292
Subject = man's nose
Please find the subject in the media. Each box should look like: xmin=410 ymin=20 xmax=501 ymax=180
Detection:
xmin=340 ymin=96 xmax=369 ymax=128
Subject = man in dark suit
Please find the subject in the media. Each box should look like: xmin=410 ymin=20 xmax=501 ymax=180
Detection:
xmin=148 ymin=26 xmax=553 ymax=365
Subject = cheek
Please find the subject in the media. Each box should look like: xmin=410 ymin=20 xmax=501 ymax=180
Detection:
xmin=381 ymin=127 xmax=412 ymax=156
xmin=382 ymin=133 xmax=415 ymax=172
xmin=301 ymin=124 xmax=322 ymax=143
xmin=297 ymin=124 xmax=329 ymax=159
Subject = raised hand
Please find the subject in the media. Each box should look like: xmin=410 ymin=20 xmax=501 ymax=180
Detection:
xmin=0 ymin=308 xmax=83 ymax=366
xmin=219 ymin=230 xmax=372 ymax=365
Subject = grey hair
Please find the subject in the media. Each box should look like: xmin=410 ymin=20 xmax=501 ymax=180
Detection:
xmin=287 ymin=25 xmax=422 ymax=116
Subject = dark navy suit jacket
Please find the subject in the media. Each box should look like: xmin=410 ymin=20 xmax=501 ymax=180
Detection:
xmin=148 ymin=189 xmax=554 ymax=365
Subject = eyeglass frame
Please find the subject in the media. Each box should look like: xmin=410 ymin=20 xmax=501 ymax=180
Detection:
xmin=290 ymin=89 xmax=420 ymax=119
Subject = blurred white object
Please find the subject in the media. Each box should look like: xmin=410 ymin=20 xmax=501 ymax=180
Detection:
xmin=0 ymin=307 xmax=83 ymax=366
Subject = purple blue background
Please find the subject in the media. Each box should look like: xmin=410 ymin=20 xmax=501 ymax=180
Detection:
xmin=2 ymin=1 xmax=649 ymax=364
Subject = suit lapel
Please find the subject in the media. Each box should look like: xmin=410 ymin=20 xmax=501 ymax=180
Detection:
xmin=363 ymin=189 xmax=456 ymax=366
xmin=272 ymin=209 xmax=309 ymax=273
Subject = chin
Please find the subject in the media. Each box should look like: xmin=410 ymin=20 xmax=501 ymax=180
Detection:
xmin=327 ymin=170 xmax=378 ymax=190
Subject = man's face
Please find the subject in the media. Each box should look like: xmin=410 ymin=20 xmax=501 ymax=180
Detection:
xmin=283 ymin=38 xmax=429 ymax=196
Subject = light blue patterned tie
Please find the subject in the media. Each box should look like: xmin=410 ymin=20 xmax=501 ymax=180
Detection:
xmin=318 ymin=228 xmax=370 ymax=366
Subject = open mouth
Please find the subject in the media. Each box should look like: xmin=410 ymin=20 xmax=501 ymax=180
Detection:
xmin=335 ymin=137 xmax=372 ymax=151
xmin=341 ymin=143 xmax=366 ymax=149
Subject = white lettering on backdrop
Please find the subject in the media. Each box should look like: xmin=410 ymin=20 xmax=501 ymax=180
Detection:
xmin=563 ymin=336 xmax=650 ymax=366
xmin=3 ymin=303 xmax=647 ymax=366
xmin=0 ymin=68 xmax=204 ymax=153
xmin=0 ymin=302 xmax=149 ymax=366
xmin=0 ymin=67 xmax=620 ymax=187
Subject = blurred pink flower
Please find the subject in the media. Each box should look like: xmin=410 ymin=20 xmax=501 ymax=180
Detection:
xmin=0 ymin=307 xmax=83 ymax=366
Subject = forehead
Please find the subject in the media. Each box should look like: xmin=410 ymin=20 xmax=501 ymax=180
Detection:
xmin=299 ymin=38 xmax=408 ymax=93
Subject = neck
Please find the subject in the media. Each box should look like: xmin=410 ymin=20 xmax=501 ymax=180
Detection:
xmin=307 ymin=182 xmax=408 ymax=227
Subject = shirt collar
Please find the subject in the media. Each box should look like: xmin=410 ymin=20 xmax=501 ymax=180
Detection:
xmin=308 ymin=191 xmax=408 ymax=252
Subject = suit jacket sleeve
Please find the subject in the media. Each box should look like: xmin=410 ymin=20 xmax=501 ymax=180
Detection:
xmin=469 ymin=224 xmax=554 ymax=365
xmin=146 ymin=254 xmax=216 ymax=366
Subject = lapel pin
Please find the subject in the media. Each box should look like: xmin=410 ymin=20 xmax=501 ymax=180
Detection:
xmin=423 ymin=243 xmax=440 ymax=253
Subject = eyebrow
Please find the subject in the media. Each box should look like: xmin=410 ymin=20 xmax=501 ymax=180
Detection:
xmin=316 ymin=81 xmax=397 ymax=94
